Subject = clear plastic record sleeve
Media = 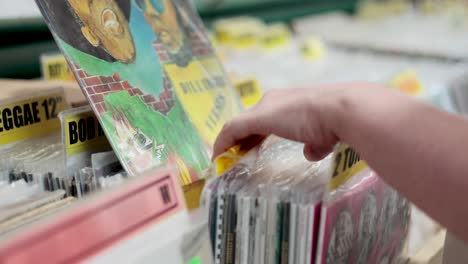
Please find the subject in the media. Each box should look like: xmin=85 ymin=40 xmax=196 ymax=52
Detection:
xmin=288 ymin=203 xmax=298 ymax=264
xmin=203 ymin=138 xmax=329 ymax=264
xmin=280 ymin=201 xmax=290 ymax=264
xmin=315 ymin=167 xmax=411 ymax=264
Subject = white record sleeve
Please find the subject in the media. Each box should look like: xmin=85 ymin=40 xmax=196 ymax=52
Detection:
xmin=235 ymin=196 xmax=244 ymax=264
xmin=289 ymin=203 xmax=298 ymax=264
xmin=239 ymin=196 xmax=251 ymax=264
xmin=297 ymin=205 xmax=309 ymax=264
xmin=266 ymin=198 xmax=278 ymax=264
xmin=305 ymin=205 xmax=316 ymax=264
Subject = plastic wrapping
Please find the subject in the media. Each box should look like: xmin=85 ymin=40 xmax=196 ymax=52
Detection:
xmin=315 ymin=166 xmax=410 ymax=264
xmin=91 ymin=151 xmax=125 ymax=188
xmin=0 ymin=87 xmax=75 ymax=238
xmin=35 ymin=0 xmax=243 ymax=184
xmin=203 ymin=138 xmax=413 ymax=264
xmin=202 ymin=137 xmax=328 ymax=264
xmin=0 ymin=134 xmax=64 ymax=191
xmin=0 ymin=87 xmax=70 ymax=207
xmin=59 ymin=106 xmax=113 ymax=197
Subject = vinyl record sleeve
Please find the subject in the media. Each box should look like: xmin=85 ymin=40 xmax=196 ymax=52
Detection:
xmin=280 ymin=202 xmax=290 ymax=264
xmin=316 ymin=169 xmax=410 ymax=264
xmin=265 ymin=195 xmax=279 ymax=264
xmin=35 ymin=0 xmax=243 ymax=184
xmin=288 ymin=203 xmax=298 ymax=264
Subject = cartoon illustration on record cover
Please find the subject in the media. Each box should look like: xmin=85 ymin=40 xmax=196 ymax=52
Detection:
xmin=139 ymin=0 xmax=243 ymax=145
xmin=35 ymin=0 xmax=242 ymax=184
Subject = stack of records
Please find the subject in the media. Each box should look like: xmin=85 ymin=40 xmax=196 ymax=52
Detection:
xmin=203 ymin=138 xmax=411 ymax=264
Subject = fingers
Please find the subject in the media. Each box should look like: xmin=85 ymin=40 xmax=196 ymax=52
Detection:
xmin=303 ymin=143 xmax=334 ymax=161
xmin=212 ymin=111 xmax=266 ymax=159
xmin=212 ymin=90 xmax=283 ymax=159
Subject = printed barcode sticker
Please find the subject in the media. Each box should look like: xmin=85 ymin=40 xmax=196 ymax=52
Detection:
xmin=329 ymin=143 xmax=368 ymax=191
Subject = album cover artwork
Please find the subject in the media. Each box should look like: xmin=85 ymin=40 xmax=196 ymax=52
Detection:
xmin=35 ymin=0 xmax=242 ymax=183
xmin=317 ymin=171 xmax=410 ymax=264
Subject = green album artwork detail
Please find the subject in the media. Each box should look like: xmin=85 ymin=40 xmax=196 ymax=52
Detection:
xmin=35 ymin=0 xmax=242 ymax=184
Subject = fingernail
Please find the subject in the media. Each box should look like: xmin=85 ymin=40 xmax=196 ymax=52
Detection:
xmin=304 ymin=151 xmax=314 ymax=161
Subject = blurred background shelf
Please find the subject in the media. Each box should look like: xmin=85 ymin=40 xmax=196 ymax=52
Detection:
xmin=0 ymin=0 xmax=357 ymax=79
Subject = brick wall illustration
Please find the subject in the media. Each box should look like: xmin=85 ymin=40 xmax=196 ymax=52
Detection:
xmin=69 ymin=31 xmax=214 ymax=116
xmin=70 ymin=63 xmax=174 ymax=116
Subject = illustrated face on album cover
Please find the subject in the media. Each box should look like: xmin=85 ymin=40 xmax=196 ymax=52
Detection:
xmin=35 ymin=0 xmax=242 ymax=183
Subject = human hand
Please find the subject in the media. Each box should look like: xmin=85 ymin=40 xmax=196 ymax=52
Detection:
xmin=212 ymin=82 xmax=384 ymax=161
xmin=214 ymin=81 xmax=468 ymax=244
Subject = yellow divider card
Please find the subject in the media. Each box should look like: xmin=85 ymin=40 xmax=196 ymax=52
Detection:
xmin=329 ymin=143 xmax=368 ymax=191
xmin=62 ymin=107 xmax=110 ymax=157
xmin=0 ymin=88 xmax=67 ymax=146
xmin=301 ymin=37 xmax=326 ymax=61
xmin=41 ymin=54 xmax=75 ymax=81
xmin=261 ymin=23 xmax=291 ymax=49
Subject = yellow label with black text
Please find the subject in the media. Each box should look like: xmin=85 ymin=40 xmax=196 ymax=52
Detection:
xmin=357 ymin=0 xmax=410 ymax=19
xmin=301 ymin=37 xmax=326 ymax=61
xmin=164 ymin=57 xmax=242 ymax=146
xmin=0 ymin=90 xmax=67 ymax=146
xmin=231 ymin=32 xmax=259 ymax=48
xmin=234 ymin=78 xmax=263 ymax=107
xmin=329 ymin=144 xmax=368 ymax=191
xmin=214 ymin=146 xmax=244 ymax=176
xmin=64 ymin=111 xmax=109 ymax=156
xmin=214 ymin=17 xmax=264 ymax=48
xmin=261 ymin=24 xmax=291 ymax=49
xmin=41 ymin=54 xmax=75 ymax=81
